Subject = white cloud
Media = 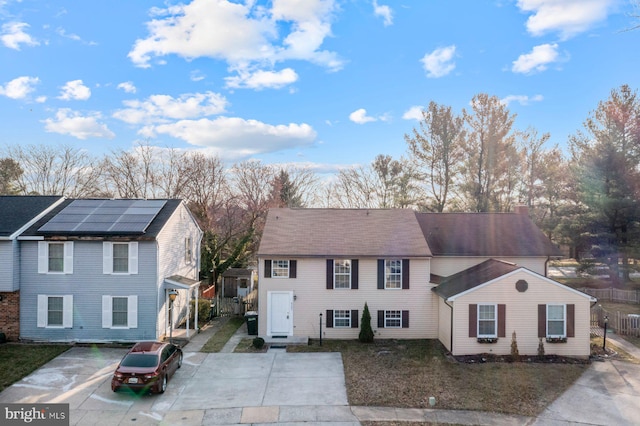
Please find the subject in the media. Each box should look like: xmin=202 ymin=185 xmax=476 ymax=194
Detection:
xmin=421 ymin=45 xmax=456 ymax=78
xmin=128 ymin=0 xmax=342 ymax=77
xmin=517 ymin=0 xmax=615 ymax=39
xmin=349 ymin=108 xmax=378 ymax=124
xmin=225 ymin=67 xmax=298 ymax=89
xmin=373 ymin=0 xmax=393 ymax=26
xmin=113 ymin=91 xmax=228 ymax=124
xmin=152 ymin=116 xmax=317 ymax=158
xmin=512 ymin=43 xmax=559 ymax=74
xmin=501 ymin=94 xmax=544 ymax=106
xmin=117 ymin=81 xmax=137 ymax=94
xmin=58 ymin=80 xmax=91 ymax=100
xmin=43 ymin=108 xmax=115 ymax=140
xmin=402 ymin=105 xmax=424 ymax=121
xmin=0 ymin=76 xmax=40 ymax=99
xmin=1 ymin=21 xmax=39 ymax=50
xmin=190 ymin=70 xmax=206 ymax=82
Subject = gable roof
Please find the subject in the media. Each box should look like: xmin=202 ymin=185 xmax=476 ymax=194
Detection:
xmin=19 ymin=198 xmax=183 ymax=240
xmin=0 ymin=196 xmax=63 ymax=239
xmin=415 ymin=212 xmax=563 ymax=257
xmin=432 ymin=259 xmax=521 ymax=299
xmin=258 ymin=208 xmax=431 ymax=258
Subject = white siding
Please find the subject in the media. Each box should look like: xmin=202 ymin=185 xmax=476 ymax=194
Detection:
xmin=450 ymin=270 xmax=593 ymax=357
xmin=431 ymin=256 xmax=548 ymax=277
xmin=258 ymin=257 xmax=438 ymax=339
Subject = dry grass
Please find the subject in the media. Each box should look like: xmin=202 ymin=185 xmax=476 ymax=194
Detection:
xmin=200 ymin=317 xmax=245 ymax=352
xmin=289 ymin=339 xmax=587 ymax=417
xmin=598 ymin=302 xmax=640 ymax=316
xmin=233 ymin=338 xmax=269 ymax=353
xmin=0 ymin=344 xmax=70 ymax=392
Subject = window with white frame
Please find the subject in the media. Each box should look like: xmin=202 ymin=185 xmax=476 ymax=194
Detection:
xmin=334 ymin=310 xmax=351 ymax=327
xmin=103 ymin=242 xmax=138 ymax=274
xmin=547 ymin=304 xmax=566 ymax=337
xmin=185 ymin=236 xmax=193 ymax=263
xmin=37 ymin=295 xmax=73 ymax=328
xmin=478 ymin=304 xmax=497 ymax=337
xmin=385 ymin=310 xmax=402 ymax=328
xmin=38 ymin=242 xmax=73 ymax=274
xmin=334 ymin=260 xmax=351 ymax=289
xmin=271 ymin=260 xmax=290 ymax=278
xmin=385 ymin=260 xmax=402 ymax=289
xmin=102 ymin=295 xmax=138 ymax=329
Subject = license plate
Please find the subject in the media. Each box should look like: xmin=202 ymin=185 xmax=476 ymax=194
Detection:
xmin=127 ymin=377 xmax=138 ymax=384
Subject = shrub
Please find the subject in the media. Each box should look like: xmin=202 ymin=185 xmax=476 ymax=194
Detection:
xmin=538 ymin=338 xmax=545 ymax=359
xmin=190 ymin=299 xmax=212 ymax=324
xmin=359 ymin=303 xmax=374 ymax=343
xmin=252 ymin=337 xmax=265 ymax=349
xmin=510 ymin=331 xmax=519 ymax=361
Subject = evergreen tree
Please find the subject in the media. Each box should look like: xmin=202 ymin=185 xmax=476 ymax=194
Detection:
xmin=359 ymin=302 xmax=374 ymax=343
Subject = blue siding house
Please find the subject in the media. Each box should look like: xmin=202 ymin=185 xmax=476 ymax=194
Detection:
xmin=17 ymin=198 xmax=203 ymax=343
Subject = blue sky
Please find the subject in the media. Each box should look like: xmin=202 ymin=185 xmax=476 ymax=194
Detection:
xmin=1 ymin=0 xmax=639 ymax=174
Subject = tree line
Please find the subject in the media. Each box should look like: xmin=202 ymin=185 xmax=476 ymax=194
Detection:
xmin=2 ymin=85 xmax=639 ymax=287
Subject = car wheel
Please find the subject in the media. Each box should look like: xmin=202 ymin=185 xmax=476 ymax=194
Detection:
xmin=159 ymin=374 xmax=167 ymax=394
xmin=177 ymin=353 xmax=183 ymax=369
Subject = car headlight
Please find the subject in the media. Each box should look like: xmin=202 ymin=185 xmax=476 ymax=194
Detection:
xmin=144 ymin=374 xmax=157 ymax=380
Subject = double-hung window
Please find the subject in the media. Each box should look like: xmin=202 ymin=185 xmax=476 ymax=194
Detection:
xmin=271 ymin=260 xmax=290 ymax=278
xmin=37 ymin=295 xmax=73 ymax=328
xmin=547 ymin=304 xmax=566 ymax=338
xmin=334 ymin=260 xmax=351 ymax=289
xmin=185 ymin=236 xmax=193 ymax=263
xmin=103 ymin=242 xmax=138 ymax=274
xmin=385 ymin=260 xmax=402 ymax=289
xmin=334 ymin=310 xmax=351 ymax=327
xmin=38 ymin=242 xmax=73 ymax=274
xmin=102 ymin=295 xmax=138 ymax=329
xmin=385 ymin=310 xmax=402 ymax=328
xmin=112 ymin=297 xmax=129 ymax=327
xmin=477 ymin=304 xmax=497 ymax=338
xmin=48 ymin=244 xmax=64 ymax=272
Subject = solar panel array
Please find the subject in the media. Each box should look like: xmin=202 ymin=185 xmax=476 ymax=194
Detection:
xmin=38 ymin=199 xmax=167 ymax=234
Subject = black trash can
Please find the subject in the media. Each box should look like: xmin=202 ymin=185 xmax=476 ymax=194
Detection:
xmin=245 ymin=311 xmax=258 ymax=335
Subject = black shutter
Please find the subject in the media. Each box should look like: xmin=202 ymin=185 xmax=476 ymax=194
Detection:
xmin=264 ymin=260 xmax=272 ymax=278
xmin=567 ymin=304 xmax=575 ymax=338
xmin=326 ymin=259 xmax=334 ymax=289
xmin=289 ymin=260 xmax=297 ymax=278
xmin=351 ymin=310 xmax=359 ymax=328
xmin=378 ymin=310 xmax=385 ymax=328
xmin=326 ymin=310 xmax=333 ymax=328
xmin=538 ymin=304 xmax=546 ymax=338
xmin=351 ymin=259 xmax=359 ymax=289
xmin=377 ymin=259 xmax=385 ymax=289
xmin=402 ymin=310 xmax=409 ymax=328
xmin=469 ymin=304 xmax=477 ymax=337
xmin=498 ymin=304 xmax=506 ymax=338
xmin=402 ymin=259 xmax=410 ymax=289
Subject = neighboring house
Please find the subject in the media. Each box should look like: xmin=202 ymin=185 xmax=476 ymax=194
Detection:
xmin=0 ymin=196 xmax=65 ymax=340
xmin=220 ymin=268 xmax=256 ymax=298
xmin=17 ymin=198 xmax=203 ymax=343
xmin=257 ymin=207 xmax=597 ymax=357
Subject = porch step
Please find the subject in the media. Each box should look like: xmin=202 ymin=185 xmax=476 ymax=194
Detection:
xmin=263 ymin=335 xmax=309 ymax=346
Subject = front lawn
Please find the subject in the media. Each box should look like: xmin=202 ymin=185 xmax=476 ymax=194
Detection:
xmin=0 ymin=344 xmax=70 ymax=392
xmin=288 ymin=339 xmax=586 ymax=417
xmin=200 ymin=317 xmax=245 ymax=352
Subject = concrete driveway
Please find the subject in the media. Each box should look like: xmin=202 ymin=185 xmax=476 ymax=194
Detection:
xmin=0 ymin=347 xmax=354 ymax=425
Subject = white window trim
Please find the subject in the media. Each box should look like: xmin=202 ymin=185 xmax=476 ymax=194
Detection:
xmin=477 ymin=303 xmax=497 ymax=338
xmin=546 ymin=304 xmax=566 ymax=338
xmin=333 ymin=310 xmax=351 ymax=328
xmin=385 ymin=310 xmax=402 ymax=328
xmin=271 ymin=260 xmax=290 ymax=278
xmin=103 ymin=242 xmax=138 ymax=275
xmin=37 ymin=294 xmax=73 ymax=328
xmin=38 ymin=241 xmax=73 ymax=274
xmin=334 ymin=259 xmax=351 ymax=289
xmin=102 ymin=295 xmax=138 ymax=329
xmin=385 ymin=259 xmax=402 ymax=290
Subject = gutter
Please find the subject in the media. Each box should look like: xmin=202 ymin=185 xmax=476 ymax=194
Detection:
xmin=445 ymin=299 xmax=454 ymax=353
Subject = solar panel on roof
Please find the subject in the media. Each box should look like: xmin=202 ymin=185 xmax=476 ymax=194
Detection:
xmin=38 ymin=199 xmax=167 ymax=234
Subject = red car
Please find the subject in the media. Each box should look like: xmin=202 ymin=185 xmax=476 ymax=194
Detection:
xmin=111 ymin=341 xmax=183 ymax=394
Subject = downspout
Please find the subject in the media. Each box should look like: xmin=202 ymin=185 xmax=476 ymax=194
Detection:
xmin=445 ymin=299 xmax=454 ymax=353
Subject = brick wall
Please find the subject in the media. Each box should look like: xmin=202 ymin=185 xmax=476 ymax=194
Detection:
xmin=0 ymin=291 xmax=20 ymax=341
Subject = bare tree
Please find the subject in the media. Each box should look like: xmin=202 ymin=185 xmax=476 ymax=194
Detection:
xmin=231 ymin=160 xmax=275 ymax=229
xmin=405 ymin=101 xmax=465 ymax=212
xmin=0 ymin=157 xmax=23 ymax=195
xmin=181 ymin=152 xmax=228 ymax=227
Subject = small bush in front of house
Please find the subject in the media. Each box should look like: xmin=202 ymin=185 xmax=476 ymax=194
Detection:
xmin=359 ymin=303 xmax=374 ymax=343
xmin=538 ymin=338 xmax=545 ymax=359
xmin=252 ymin=337 xmax=265 ymax=349
xmin=510 ymin=331 xmax=520 ymax=361
xmin=190 ymin=299 xmax=212 ymax=325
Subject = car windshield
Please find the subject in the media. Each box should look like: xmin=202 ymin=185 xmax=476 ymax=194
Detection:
xmin=120 ymin=353 xmax=159 ymax=368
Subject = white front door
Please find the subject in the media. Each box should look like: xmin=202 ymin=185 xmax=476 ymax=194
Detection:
xmin=268 ymin=291 xmax=293 ymax=336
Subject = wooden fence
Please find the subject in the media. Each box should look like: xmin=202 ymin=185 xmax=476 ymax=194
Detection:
xmin=580 ymin=287 xmax=640 ymax=304
xmin=591 ymin=305 xmax=640 ymax=337
xmin=214 ymin=289 xmax=258 ymax=317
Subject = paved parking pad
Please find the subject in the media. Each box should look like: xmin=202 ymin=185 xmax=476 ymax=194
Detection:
xmin=0 ymin=347 xmax=350 ymax=425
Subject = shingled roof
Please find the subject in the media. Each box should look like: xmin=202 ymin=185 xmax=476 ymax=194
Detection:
xmin=0 ymin=196 xmax=63 ymax=238
xmin=432 ymin=259 xmax=522 ymax=299
xmin=415 ymin=212 xmax=563 ymax=257
xmin=258 ymin=208 xmax=431 ymax=258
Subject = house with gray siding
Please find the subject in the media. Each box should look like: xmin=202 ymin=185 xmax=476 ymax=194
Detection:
xmin=0 ymin=196 xmax=65 ymax=340
xmin=17 ymin=198 xmax=202 ymax=343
